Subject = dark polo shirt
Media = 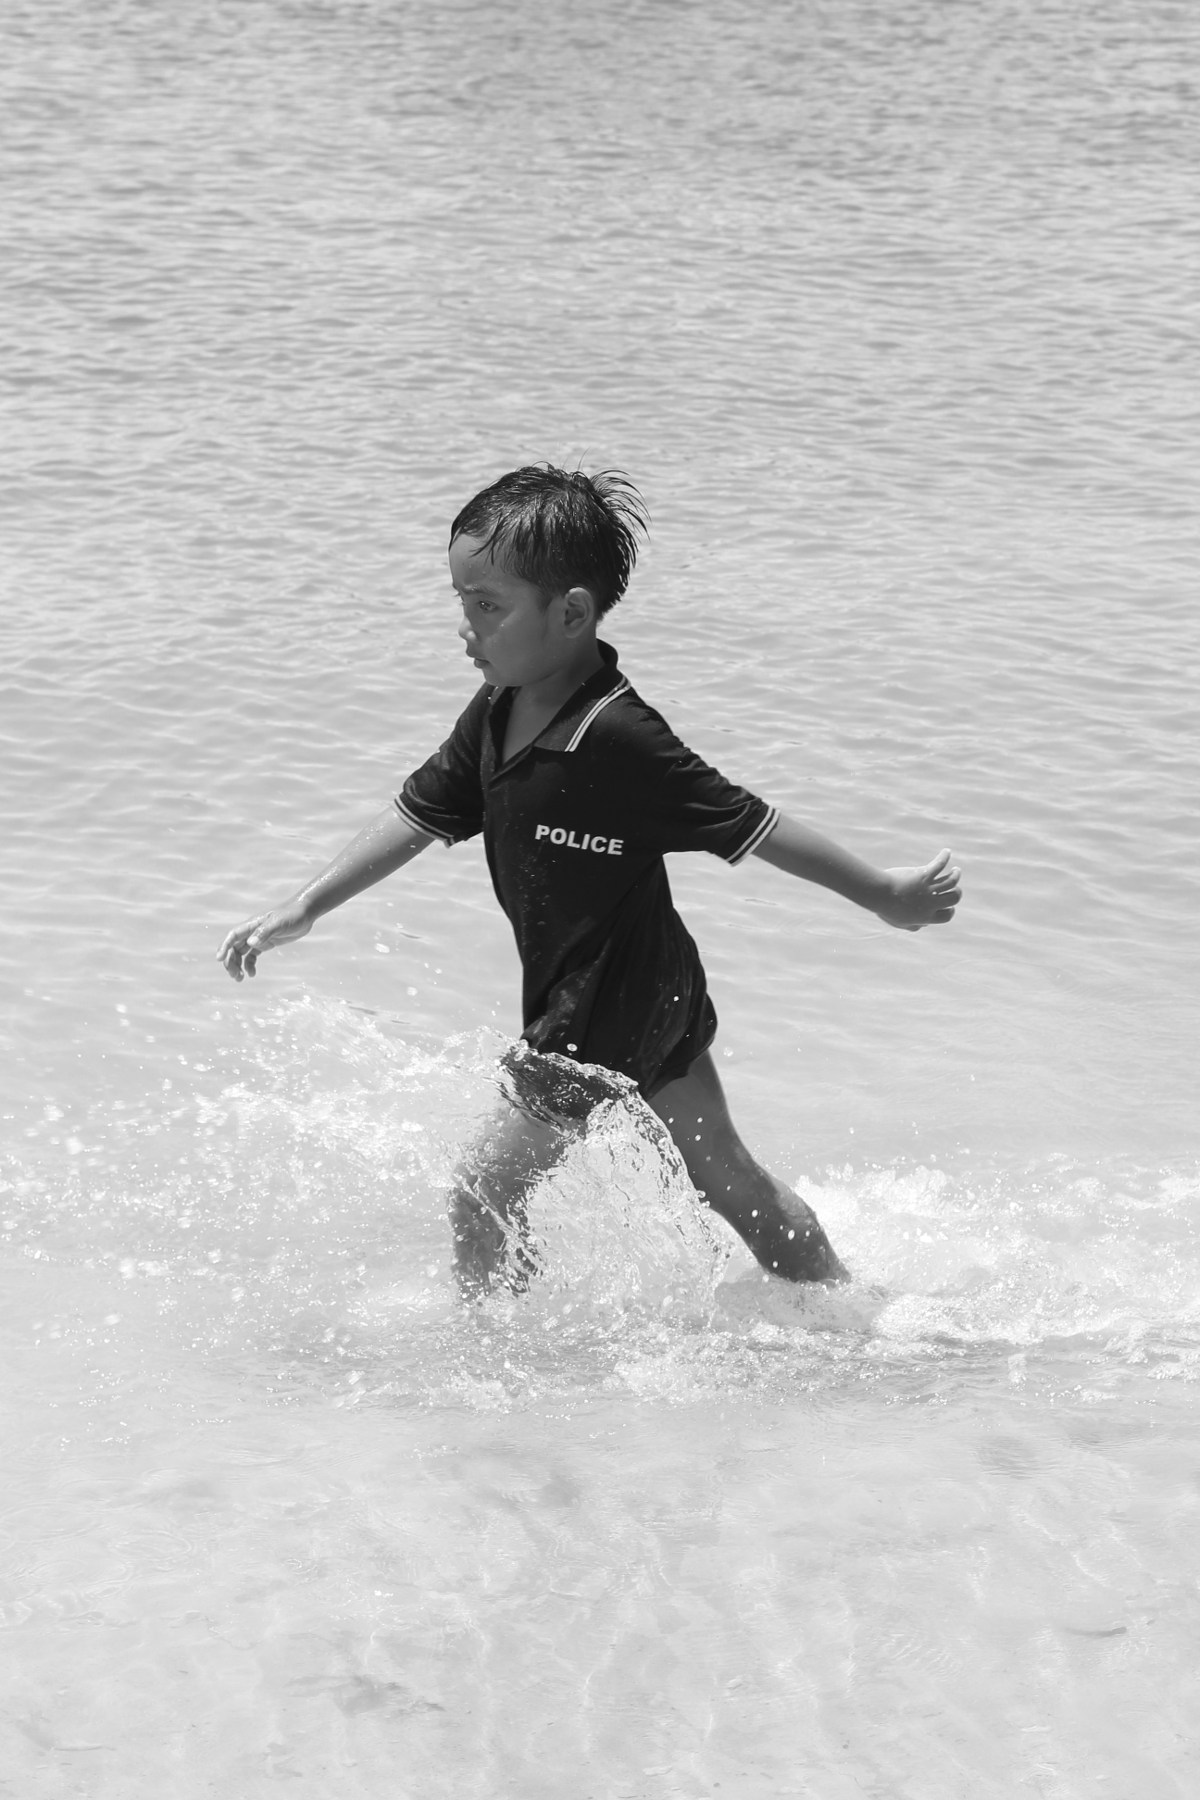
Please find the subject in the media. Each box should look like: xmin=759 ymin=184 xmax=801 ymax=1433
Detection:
xmin=395 ymin=643 xmax=777 ymax=1095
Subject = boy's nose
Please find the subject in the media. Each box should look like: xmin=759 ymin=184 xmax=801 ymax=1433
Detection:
xmin=457 ymin=616 xmax=474 ymax=646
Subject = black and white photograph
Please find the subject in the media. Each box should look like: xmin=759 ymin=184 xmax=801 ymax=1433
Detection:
xmin=2 ymin=0 xmax=1196 ymax=1793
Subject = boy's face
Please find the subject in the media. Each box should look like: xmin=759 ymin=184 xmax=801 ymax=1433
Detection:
xmin=449 ymin=533 xmax=567 ymax=688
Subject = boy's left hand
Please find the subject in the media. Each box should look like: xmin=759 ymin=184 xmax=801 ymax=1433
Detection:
xmin=875 ymin=849 xmax=963 ymax=931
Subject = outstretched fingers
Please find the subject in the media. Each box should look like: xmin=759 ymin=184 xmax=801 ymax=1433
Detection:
xmin=923 ymin=849 xmax=963 ymax=918
xmin=217 ymin=921 xmax=263 ymax=982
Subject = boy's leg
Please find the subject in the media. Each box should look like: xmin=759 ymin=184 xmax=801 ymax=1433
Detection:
xmin=449 ymin=1102 xmax=570 ymax=1297
xmin=646 ymin=1050 xmax=846 ymax=1282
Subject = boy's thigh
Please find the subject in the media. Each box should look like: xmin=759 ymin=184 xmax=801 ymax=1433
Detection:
xmin=454 ymin=1100 xmax=570 ymax=1205
xmin=645 ymin=1051 xmax=750 ymax=1187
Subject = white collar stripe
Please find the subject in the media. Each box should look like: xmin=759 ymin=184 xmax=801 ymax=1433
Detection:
xmin=564 ymin=679 xmax=630 ymax=753
xmin=727 ymin=804 xmax=780 ymax=866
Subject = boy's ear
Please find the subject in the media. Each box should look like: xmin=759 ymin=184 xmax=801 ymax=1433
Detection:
xmin=560 ymin=585 xmax=598 ymax=634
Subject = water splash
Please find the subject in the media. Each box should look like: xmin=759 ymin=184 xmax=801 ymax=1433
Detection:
xmin=3 ymin=998 xmax=1197 ymax=1412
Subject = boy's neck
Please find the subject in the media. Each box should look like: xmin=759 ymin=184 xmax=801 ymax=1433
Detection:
xmin=510 ymin=638 xmax=605 ymax=715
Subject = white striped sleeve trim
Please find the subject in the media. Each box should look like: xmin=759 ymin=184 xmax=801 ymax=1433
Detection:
xmin=726 ymin=805 xmax=780 ymax=866
xmin=564 ymin=679 xmax=630 ymax=752
xmin=393 ymin=796 xmax=455 ymax=845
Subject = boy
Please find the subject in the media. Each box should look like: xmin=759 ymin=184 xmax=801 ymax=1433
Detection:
xmin=219 ymin=466 xmax=961 ymax=1292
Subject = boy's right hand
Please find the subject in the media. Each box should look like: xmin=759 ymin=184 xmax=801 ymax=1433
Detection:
xmin=218 ymin=903 xmax=312 ymax=981
xmin=874 ymin=850 xmax=963 ymax=932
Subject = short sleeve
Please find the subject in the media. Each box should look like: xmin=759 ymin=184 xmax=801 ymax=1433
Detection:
xmin=395 ymin=689 xmax=488 ymax=845
xmin=604 ymin=702 xmax=779 ymax=864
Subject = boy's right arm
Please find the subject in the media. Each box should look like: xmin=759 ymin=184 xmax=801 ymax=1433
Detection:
xmin=218 ymin=806 xmax=433 ymax=982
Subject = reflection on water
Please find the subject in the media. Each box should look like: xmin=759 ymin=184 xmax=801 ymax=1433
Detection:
xmin=3 ymin=0 xmax=1199 ymax=1791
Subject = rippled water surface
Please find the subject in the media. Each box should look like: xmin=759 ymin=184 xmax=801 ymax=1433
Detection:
xmin=3 ymin=1 xmax=1199 ymax=1794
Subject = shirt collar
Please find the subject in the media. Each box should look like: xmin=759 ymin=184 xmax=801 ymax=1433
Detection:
xmin=489 ymin=641 xmax=629 ymax=757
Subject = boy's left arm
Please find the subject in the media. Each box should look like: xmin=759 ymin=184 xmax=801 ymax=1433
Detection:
xmin=753 ymin=814 xmax=962 ymax=931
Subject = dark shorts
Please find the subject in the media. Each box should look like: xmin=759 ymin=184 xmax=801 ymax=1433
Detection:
xmin=498 ymin=1043 xmax=636 ymax=1128
xmin=499 ymin=1004 xmax=711 ymax=1129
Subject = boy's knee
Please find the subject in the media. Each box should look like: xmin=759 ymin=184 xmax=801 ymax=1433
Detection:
xmin=676 ymin=1130 xmax=756 ymax=1199
xmin=450 ymin=1184 xmax=503 ymax=1237
xmin=449 ymin=1184 xmax=538 ymax=1295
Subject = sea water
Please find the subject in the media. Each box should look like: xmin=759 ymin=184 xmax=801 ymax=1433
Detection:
xmin=2 ymin=0 xmax=1198 ymax=1794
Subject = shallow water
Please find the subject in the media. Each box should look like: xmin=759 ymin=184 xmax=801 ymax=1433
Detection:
xmin=3 ymin=0 xmax=1199 ymax=1794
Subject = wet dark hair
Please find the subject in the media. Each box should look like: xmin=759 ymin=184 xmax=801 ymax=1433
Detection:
xmin=449 ymin=464 xmax=649 ymax=616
